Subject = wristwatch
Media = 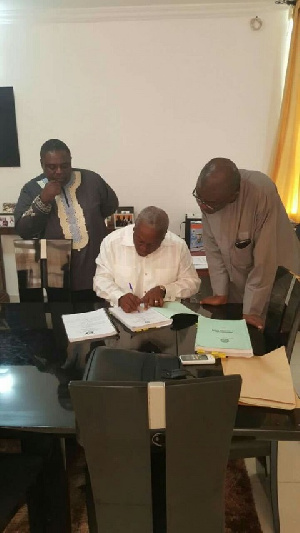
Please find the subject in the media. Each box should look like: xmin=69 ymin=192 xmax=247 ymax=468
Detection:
xmin=159 ymin=285 xmax=166 ymax=298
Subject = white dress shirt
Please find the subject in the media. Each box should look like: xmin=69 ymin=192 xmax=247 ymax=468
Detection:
xmin=93 ymin=225 xmax=200 ymax=306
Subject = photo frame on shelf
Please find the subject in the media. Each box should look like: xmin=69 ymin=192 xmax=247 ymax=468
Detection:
xmin=2 ymin=203 xmax=16 ymax=213
xmin=113 ymin=206 xmax=134 ymax=228
xmin=0 ymin=213 xmax=15 ymax=228
xmin=185 ymin=215 xmax=204 ymax=252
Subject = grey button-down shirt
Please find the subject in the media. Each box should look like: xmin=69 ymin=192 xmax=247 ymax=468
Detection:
xmin=202 ymin=169 xmax=300 ymax=317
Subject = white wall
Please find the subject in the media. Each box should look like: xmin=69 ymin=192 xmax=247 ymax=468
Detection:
xmin=0 ymin=5 xmax=289 ymax=298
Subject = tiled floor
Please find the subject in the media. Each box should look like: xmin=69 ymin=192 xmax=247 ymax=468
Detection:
xmin=246 ymin=333 xmax=300 ymax=532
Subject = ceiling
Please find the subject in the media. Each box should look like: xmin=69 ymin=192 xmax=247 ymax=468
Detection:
xmin=0 ymin=0 xmax=278 ymax=10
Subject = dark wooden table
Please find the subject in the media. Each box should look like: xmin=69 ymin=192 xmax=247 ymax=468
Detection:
xmin=0 ymin=300 xmax=299 ymax=440
xmin=0 ymin=301 xmax=80 ymax=533
xmin=0 ymin=299 xmax=300 ymax=533
xmin=181 ymin=285 xmax=300 ymax=442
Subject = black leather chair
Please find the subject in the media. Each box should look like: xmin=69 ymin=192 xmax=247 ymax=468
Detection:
xmin=230 ymin=266 xmax=300 ymax=533
xmin=264 ymin=266 xmax=300 ymax=361
xmin=70 ymin=347 xmax=241 ymax=533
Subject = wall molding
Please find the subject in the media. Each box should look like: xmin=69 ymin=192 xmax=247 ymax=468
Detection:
xmin=0 ymin=2 xmax=288 ymax=25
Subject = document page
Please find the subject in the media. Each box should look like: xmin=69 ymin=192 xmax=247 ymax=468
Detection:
xmin=156 ymin=301 xmax=198 ymax=319
xmin=192 ymin=256 xmax=208 ymax=269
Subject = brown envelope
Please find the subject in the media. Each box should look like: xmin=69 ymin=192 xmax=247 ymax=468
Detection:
xmin=221 ymin=346 xmax=296 ymax=410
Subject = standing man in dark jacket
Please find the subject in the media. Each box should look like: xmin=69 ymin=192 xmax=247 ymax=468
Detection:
xmin=15 ymin=139 xmax=119 ymax=300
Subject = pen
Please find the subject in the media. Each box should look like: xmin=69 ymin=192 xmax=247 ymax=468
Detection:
xmin=129 ymin=283 xmax=141 ymax=313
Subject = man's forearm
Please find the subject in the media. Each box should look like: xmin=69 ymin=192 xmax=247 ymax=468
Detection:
xmin=93 ymin=273 xmax=124 ymax=307
xmin=15 ymin=196 xmax=51 ymax=238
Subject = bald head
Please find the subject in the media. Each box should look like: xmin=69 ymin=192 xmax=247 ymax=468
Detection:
xmin=134 ymin=206 xmax=169 ymax=257
xmin=194 ymin=158 xmax=241 ymax=214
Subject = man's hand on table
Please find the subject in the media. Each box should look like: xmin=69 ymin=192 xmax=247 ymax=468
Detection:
xmin=119 ymin=293 xmax=141 ymax=313
xmin=141 ymin=286 xmax=165 ymax=309
xmin=200 ymin=295 xmax=228 ymax=306
xmin=243 ymin=314 xmax=265 ymax=330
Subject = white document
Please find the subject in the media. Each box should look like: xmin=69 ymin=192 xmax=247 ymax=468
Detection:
xmin=62 ymin=308 xmax=117 ymax=342
xmin=192 ymin=255 xmax=208 ymax=269
xmin=109 ymin=306 xmax=172 ymax=332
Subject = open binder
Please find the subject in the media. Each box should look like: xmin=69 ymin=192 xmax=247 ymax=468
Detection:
xmin=109 ymin=306 xmax=172 ymax=332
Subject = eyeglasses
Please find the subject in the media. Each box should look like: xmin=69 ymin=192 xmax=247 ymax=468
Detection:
xmin=192 ymin=187 xmax=239 ymax=211
xmin=192 ymin=188 xmax=222 ymax=210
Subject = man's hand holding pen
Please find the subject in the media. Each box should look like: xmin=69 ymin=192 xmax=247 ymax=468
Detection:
xmin=141 ymin=286 xmax=165 ymax=309
xmin=119 ymin=283 xmax=166 ymax=313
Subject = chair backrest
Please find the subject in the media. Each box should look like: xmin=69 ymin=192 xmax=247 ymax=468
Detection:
xmin=45 ymin=239 xmax=71 ymax=290
xmin=14 ymin=239 xmax=43 ymax=301
xmin=83 ymin=346 xmax=180 ymax=382
xmin=70 ymin=367 xmax=241 ymax=533
xmin=264 ymin=266 xmax=300 ymax=361
xmin=14 ymin=239 xmax=72 ymax=302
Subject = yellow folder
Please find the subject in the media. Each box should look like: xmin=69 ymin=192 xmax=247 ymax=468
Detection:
xmin=221 ymin=346 xmax=296 ymax=410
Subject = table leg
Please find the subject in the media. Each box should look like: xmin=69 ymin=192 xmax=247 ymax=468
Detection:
xmin=0 ymin=235 xmax=9 ymax=302
xmin=22 ymin=434 xmax=71 ymax=533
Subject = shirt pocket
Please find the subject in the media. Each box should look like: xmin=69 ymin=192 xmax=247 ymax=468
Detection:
xmin=232 ymin=243 xmax=253 ymax=270
xmin=154 ymin=267 xmax=179 ymax=286
xmin=114 ymin=265 xmax=138 ymax=293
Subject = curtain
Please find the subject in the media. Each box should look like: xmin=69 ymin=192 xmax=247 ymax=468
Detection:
xmin=270 ymin=1 xmax=300 ymax=223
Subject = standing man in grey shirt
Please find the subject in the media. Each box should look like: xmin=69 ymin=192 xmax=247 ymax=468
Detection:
xmin=193 ymin=157 xmax=300 ymax=329
xmin=15 ymin=139 xmax=119 ymax=301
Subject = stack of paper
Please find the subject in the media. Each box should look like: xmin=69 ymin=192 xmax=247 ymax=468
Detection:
xmin=109 ymin=306 xmax=172 ymax=332
xmin=195 ymin=316 xmax=253 ymax=357
xmin=62 ymin=309 xmax=117 ymax=342
xmin=222 ymin=346 xmax=296 ymax=410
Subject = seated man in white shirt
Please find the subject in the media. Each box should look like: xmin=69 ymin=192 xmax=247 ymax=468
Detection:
xmin=93 ymin=206 xmax=200 ymax=312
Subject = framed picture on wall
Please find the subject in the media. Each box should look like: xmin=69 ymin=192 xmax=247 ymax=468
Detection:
xmin=0 ymin=87 xmax=20 ymax=167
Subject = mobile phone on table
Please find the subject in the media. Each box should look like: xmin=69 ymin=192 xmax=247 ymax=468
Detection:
xmin=179 ymin=353 xmax=216 ymax=365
